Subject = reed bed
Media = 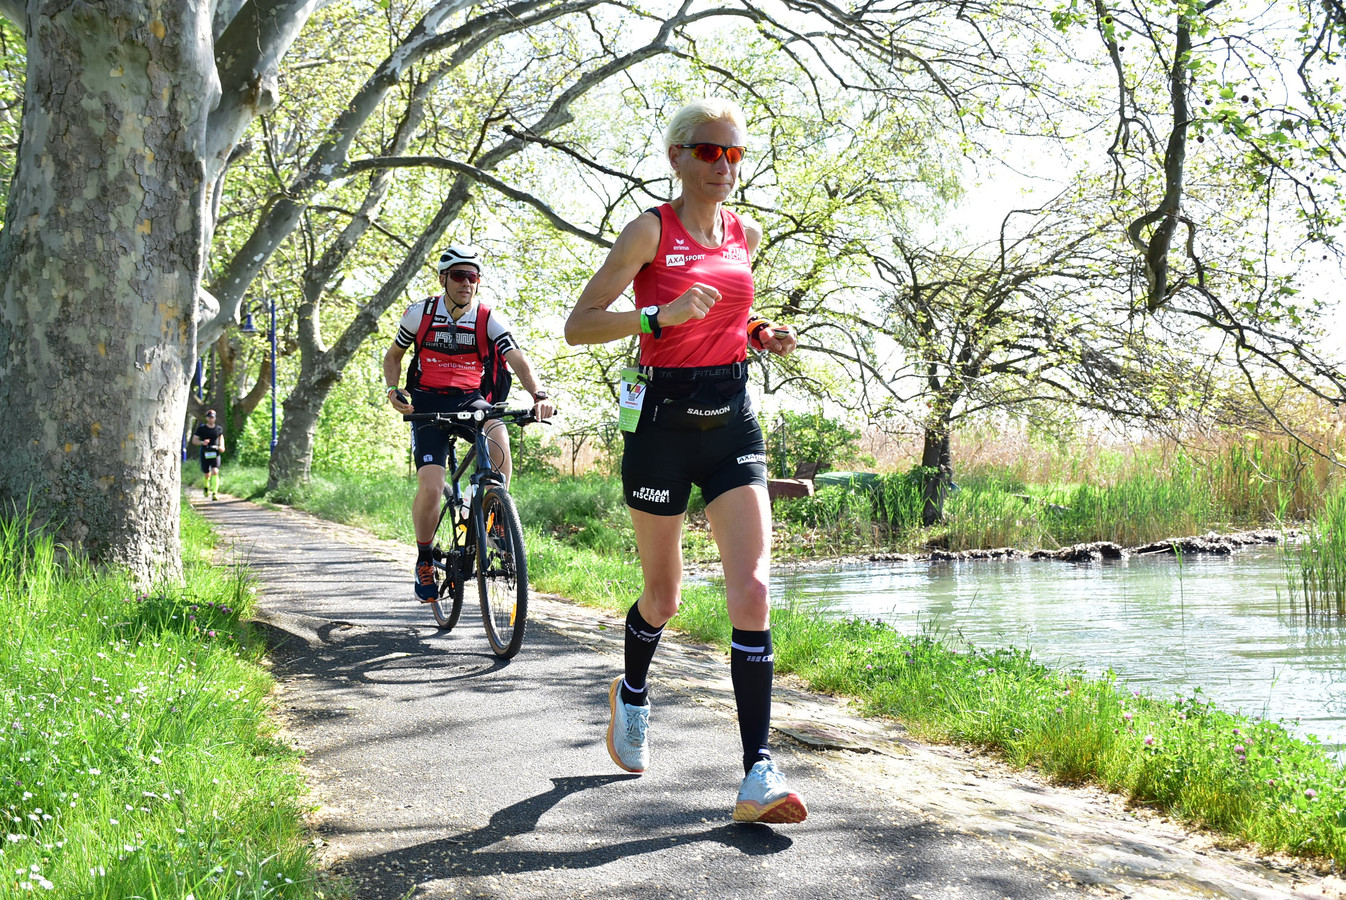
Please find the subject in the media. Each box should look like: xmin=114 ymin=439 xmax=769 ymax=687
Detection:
xmin=1286 ymin=486 xmax=1346 ymax=616
xmin=1042 ymin=461 xmax=1217 ymax=548
xmin=773 ymin=432 xmax=1341 ymax=554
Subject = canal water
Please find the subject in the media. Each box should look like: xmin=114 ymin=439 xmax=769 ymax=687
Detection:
xmin=770 ymin=547 xmax=1346 ymax=752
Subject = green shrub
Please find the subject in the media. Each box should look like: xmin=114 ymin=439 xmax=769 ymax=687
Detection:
xmin=765 ymin=410 xmax=863 ymax=477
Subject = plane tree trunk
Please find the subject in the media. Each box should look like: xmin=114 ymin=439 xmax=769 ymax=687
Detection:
xmin=0 ymin=0 xmax=217 ymax=581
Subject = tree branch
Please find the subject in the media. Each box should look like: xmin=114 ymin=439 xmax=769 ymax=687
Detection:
xmin=347 ymin=155 xmax=613 ymax=247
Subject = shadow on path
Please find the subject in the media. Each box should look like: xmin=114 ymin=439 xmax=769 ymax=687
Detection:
xmin=323 ymin=774 xmax=795 ymax=895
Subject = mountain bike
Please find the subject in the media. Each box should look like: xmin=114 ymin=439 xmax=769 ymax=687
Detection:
xmin=404 ymin=404 xmax=537 ymax=659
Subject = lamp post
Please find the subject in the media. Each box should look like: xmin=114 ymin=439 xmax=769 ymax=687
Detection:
xmin=267 ymin=296 xmax=277 ymax=452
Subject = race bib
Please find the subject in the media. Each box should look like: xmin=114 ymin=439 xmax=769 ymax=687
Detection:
xmin=618 ymin=367 xmax=647 ymax=433
xmin=203 ymin=450 xmax=218 ymax=459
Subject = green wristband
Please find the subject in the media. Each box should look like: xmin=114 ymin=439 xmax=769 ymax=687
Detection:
xmin=639 ymin=310 xmax=652 ymax=334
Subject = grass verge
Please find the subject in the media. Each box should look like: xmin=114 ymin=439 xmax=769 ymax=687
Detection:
xmin=0 ymin=505 xmax=323 ymax=899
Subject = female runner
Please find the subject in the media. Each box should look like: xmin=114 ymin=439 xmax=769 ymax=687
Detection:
xmin=564 ymin=97 xmax=806 ymax=824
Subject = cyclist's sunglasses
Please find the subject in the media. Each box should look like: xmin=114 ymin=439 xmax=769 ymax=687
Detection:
xmin=677 ymin=143 xmax=746 ymax=165
xmin=446 ymin=268 xmax=480 ymax=284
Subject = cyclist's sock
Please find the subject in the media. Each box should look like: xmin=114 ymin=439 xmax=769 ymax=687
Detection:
xmin=417 ymin=540 xmax=433 ymax=563
xmin=731 ymin=627 xmax=774 ymax=775
xmin=621 ymin=602 xmax=663 ymax=706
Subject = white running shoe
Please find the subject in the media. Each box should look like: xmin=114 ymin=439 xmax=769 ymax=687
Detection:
xmin=733 ymin=759 xmax=808 ymax=824
xmin=606 ymin=676 xmax=649 ymax=773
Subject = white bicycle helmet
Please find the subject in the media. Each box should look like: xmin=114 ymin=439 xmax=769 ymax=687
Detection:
xmin=437 ymin=244 xmax=483 ymax=273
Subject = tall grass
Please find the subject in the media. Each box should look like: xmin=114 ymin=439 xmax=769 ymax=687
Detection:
xmin=0 ymin=506 xmax=319 ymax=899
xmin=1046 ymin=437 xmax=1333 ymax=538
xmin=1205 ymin=435 xmax=1318 ymax=523
xmin=1286 ymin=486 xmax=1346 ymax=616
xmin=217 ymin=427 xmax=1340 ymax=560
xmin=212 ymin=463 xmax=414 ymax=542
xmin=774 ymin=484 xmax=877 ymax=553
xmin=942 ymin=476 xmax=1053 ymax=550
xmin=1043 ymin=459 xmax=1217 ymax=547
xmin=221 ymin=463 xmax=650 ymax=558
xmin=511 ymin=473 xmax=631 ymax=554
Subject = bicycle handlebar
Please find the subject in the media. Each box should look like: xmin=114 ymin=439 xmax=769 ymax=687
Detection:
xmin=403 ymin=407 xmax=543 ymax=427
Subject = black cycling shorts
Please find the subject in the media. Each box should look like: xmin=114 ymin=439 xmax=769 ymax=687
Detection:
xmin=199 ymin=449 xmax=222 ymax=473
xmin=621 ymin=382 xmax=767 ymax=516
xmin=409 ymin=388 xmax=485 ymax=470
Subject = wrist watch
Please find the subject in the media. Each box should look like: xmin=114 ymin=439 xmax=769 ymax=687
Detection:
xmin=641 ymin=305 xmax=663 ymax=339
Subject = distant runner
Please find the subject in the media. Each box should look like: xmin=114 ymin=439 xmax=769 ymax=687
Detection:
xmin=191 ymin=409 xmax=225 ymax=500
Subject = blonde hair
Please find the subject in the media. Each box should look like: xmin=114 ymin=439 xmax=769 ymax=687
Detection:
xmin=663 ymin=98 xmax=748 ymax=152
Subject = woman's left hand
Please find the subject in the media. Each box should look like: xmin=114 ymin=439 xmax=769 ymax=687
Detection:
xmin=756 ymin=322 xmax=797 ymax=357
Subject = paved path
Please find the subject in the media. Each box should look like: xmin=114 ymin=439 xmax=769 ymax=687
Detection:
xmin=193 ymin=495 xmax=1344 ymax=900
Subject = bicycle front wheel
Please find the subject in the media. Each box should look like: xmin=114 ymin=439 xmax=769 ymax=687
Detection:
xmin=475 ymin=485 xmax=528 ymax=658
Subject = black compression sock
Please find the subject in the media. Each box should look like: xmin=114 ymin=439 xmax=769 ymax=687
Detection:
xmin=621 ymin=602 xmax=664 ymax=706
xmin=731 ymin=627 xmax=775 ymax=774
xmin=417 ymin=541 xmax=433 ymax=563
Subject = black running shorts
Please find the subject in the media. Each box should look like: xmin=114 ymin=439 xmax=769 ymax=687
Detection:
xmin=199 ymin=449 xmax=222 ymax=473
xmin=621 ymin=385 xmax=767 ymax=516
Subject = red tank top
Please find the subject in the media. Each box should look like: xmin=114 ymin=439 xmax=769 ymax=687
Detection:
xmin=633 ymin=203 xmax=754 ymax=367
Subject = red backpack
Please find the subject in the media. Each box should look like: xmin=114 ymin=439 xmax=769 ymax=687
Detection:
xmin=409 ymin=298 xmax=513 ymax=403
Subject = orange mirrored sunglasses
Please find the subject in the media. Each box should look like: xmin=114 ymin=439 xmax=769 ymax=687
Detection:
xmin=677 ymin=143 xmax=746 ymax=164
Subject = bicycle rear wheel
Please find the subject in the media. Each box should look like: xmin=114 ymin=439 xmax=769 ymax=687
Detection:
xmin=476 ymin=485 xmax=528 ymax=658
xmin=430 ymin=491 xmax=465 ymax=630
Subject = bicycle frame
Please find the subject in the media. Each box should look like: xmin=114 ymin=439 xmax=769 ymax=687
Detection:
xmin=422 ymin=405 xmax=532 ymax=528
xmin=403 ymin=404 xmax=538 ymax=656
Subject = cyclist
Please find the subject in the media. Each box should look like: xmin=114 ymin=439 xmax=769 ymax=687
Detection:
xmin=383 ymin=244 xmax=554 ymax=603
xmin=563 ymin=98 xmax=806 ymax=824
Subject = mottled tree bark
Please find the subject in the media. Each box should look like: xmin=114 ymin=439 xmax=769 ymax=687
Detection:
xmin=0 ymin=0 xmax=218 ymax=582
